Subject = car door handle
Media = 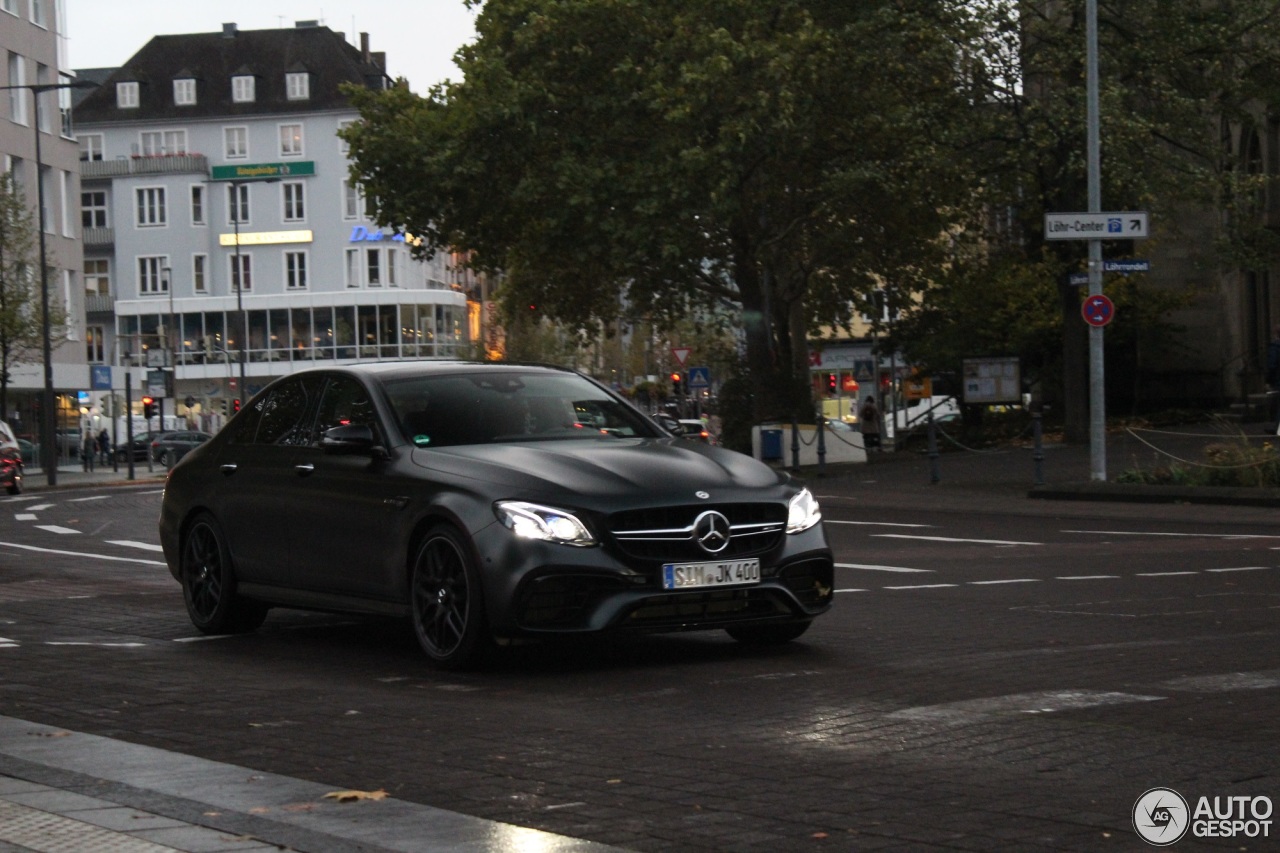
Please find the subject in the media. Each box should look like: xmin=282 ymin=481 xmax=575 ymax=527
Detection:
xmin=219 ymin=464 xmax=237 ymax=476
xmin=295 ymin=463 xmax=315 ymax=476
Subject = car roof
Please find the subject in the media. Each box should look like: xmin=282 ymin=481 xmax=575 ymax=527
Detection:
xmin=294 ymin=361 xmax=583 ymax=382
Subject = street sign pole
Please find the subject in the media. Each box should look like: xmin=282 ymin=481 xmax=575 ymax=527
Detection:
xmin=1086 ymin=0 xmax=1106 ymax=482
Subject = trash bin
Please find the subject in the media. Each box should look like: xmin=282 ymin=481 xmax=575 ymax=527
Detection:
xmin=760 ymin=427 xmax=783 ymax=461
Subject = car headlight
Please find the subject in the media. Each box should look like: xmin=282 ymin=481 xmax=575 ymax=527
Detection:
xmin=495 ymin=501 xmax=597 ymax=547
xmin=786 ymin=488 xmax=822 ymax=533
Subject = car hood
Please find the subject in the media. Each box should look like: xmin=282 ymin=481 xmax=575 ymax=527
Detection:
xmin=411 ymin=438 xmax=786 ymax=503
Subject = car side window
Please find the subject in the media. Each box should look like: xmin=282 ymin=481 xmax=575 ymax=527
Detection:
xmin=240 ymin=377 xmax=322 ymax=447
xmin=312 ymin=376 xmax=378 ymax=445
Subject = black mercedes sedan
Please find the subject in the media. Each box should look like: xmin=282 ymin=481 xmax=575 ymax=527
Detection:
xmin=158 ymin=362 xmax=834 ymax=668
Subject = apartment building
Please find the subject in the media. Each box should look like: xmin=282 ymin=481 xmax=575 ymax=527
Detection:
xmin=0 ymin=0 xmax=87 ymax=446
xmin=73 ymin=21 xmax=469 ymax=428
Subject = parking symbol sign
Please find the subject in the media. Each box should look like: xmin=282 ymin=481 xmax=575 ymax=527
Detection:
xmin=1107 ymin=218 xmax=1122 ymax=233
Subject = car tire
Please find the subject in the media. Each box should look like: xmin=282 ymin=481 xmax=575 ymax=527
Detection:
xmin=5 ymin=475 xmax=20 ymax=496
xmin=162 ymin=449 xmax=176 ymax=468
xmin=725 ymin=621 xmax=812 ymax=645
xmin=410 ymin=525 xmax=491 ymax=669
xmin=180 ymin=513 xmax=268 ymax=634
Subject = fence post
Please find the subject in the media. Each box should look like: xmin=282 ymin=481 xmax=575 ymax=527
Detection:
xmin=816 ymin=414 xmax=826 ymax=475
xmin=1033 ymin=411 xmax=1044 ymax=486
xmin=790 ymin=417 xmax=801 ymax=471
xmin=928 ymin=411 xmax=940 ymax=484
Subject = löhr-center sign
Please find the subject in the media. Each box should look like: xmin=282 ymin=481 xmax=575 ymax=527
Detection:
xmin=1045 ymin=211 xmax=1148 ymax=240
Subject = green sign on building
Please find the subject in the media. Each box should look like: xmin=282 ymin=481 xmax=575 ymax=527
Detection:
xmin=210 ymin=161 xmax=316 ymax=181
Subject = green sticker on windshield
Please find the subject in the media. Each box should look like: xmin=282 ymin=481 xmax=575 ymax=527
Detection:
xmin=413 ymin=435 xmax=432 ymax=446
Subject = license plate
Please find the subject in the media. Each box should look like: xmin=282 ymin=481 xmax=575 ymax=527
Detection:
xmin=662 ymin=559 xmax=760 ymax=590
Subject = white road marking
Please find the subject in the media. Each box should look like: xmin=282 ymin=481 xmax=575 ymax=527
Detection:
xmin=46 ymin=642 xmax=147 ymax=648
xmin=0 ymin=541 xmax=167 ymax=566
xmin=34 ymin=525 xmax=79 ymax=535
xmin=835 ymin=562 xmax=931 ymax=573
xmin=890 ymin=690 xmax=1165 ymax=721
xmin=968 ymin=578 xmax=1040 ymax=585
xmin=25 ymin=504 xmax=53 ymax=512
xmin=106 ymin=540 xmax=163 ymax=552
xmin=173 ymin=635 xmax=236 ymax=643
xmin=14 ymin=514 xmax=35 ymax=521
xmin=1137 ymin=571 xmax=1199 ymax=577
xmin=68 ymin=495 xmax=110 ymax=503
xmin=1057 ymin=575 xmax=1120 ymax=580
xmin=884 ymin=583 xmax=958 ymax=590
xmin=823 ymin=520 xmax=932 ymax=528
xmin=0 ymin=637 xmax=17 ymax=648
xmin=872 ymin=534 xmax=1042 ymax=546
xmin=834 ymin=588 xmax=868 ymax=593
xmin=1159 ymin=669 xmax=1280 ymax=692
xmin=1063 ymin=529 xmax=1280 ymax=539
xmin=1206 ymin=566 xmax=1271 ymax=573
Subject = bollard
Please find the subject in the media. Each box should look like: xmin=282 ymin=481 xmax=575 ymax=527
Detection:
xmin=816 ymin=414 xmax=826 ymax=475
xmin=928 ymin=411 xmax=940 ymax=484
xmin=790 ymin=417 xmax=801 ymax=471
xmin=1032 ymin=412 xmax=1044 ymax=486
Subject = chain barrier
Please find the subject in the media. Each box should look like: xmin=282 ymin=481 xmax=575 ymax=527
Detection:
xmin=1122 ymin=426 xmax=1277 ymax=471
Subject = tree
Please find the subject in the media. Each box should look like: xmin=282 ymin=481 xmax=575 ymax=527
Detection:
xmin=0 ymin=173 xmax=65 ymax=423
xmin=342 ymin=0 xmax=992 ymax=424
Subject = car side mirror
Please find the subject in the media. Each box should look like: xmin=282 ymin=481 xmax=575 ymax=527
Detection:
xmin=320 ymin=424 xmax=385 ymax=457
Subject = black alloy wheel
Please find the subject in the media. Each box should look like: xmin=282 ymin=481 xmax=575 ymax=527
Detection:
xmin=725 ymin=620 xmax=812 ymax=645
xmin=180 ymin=513 xmax=267 ymax=634
xmin=410 ymin=525 xmax=490 ymax=669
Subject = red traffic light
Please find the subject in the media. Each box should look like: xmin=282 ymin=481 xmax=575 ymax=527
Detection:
xmin=141 ymin=396 xmax=154 ymax=405
xmin=670 ymin=372 xmax=681 ymax=382
xmin=232 ymin=399 xmax=241 ymax=413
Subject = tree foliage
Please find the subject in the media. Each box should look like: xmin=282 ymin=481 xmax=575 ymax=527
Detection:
xmin=343 ymin=0 xmax=992 ymax=420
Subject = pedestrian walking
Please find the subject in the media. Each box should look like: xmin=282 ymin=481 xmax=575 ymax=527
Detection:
xmin=81 ymin=432 xmax=96 ymax=472
xmin=97 ymin=429 xmax=111 ymax=465
xmin=859 ymin=395 xmax=881 ymax=452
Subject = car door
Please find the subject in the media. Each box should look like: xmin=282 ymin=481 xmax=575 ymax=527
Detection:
xmin=285 ymin=374 xmax=404 ymax=601
xmin=213 ymin=375 xmax=323 ymax=588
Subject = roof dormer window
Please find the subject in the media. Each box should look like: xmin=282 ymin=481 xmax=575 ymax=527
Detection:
xmin=116 ymin=81 xmax=139 ymax=109
xmin=174 ymin=78 xmax=196 ymax=106
xmin=286 ymin=71 xmax=310 ymax=101
xmin=231 ymin=74 xmax=255 ymax=103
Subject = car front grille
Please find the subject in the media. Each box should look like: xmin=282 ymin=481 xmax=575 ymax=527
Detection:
xmin=606 ymin=503 xmax=786 ymax=562
xmin=517 ymin=573 xmax=634 ymax=629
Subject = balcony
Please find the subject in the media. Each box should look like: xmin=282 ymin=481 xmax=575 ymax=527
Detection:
xmin=81 ymin=154 xmax=209 ymax=179
xmin=83 ymin=226 xmax=114 ymax=248
xmin=84 ymin=294 xmax=115 ymax=315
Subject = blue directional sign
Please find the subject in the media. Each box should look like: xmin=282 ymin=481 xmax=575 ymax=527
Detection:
xmin=687 ymin=366 xmax=711 ymax=389
xmin=90 ymin=365 xmax=112 ymax=390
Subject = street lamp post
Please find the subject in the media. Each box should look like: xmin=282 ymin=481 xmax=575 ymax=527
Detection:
xmin=230 ymin=182 xmax=247 ymax=398
xmin=0 ymin=79 xmax=97 ymax=486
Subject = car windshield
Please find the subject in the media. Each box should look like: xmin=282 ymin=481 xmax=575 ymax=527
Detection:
xmin=384 ymin=371 xmax=661 ymax=448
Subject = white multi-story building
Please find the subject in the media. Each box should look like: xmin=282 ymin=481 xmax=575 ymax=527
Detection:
xmin=0 ymin=0 xmax=87 ymax=451
xmin=74 ymin=21 xmax=470 ymax=427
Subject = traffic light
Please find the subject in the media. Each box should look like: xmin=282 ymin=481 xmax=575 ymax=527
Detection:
xmin=827 ymin=373 xmax=837 ymax=393
xmin=670 ymin=371 xmax=682 ymax=395
xmin=141 ymin=396 xmax=155 ymax=420
xmin=232 ymin=398 xmax=241 ymax=413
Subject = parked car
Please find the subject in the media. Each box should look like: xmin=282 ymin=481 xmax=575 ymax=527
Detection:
xmin=0 ymin=422 xmax=22 ymax=495
xmin=116 ymin=431 xmax=164 ymax=463
xmin=150 ymin=431 xmax=213 ymax=467
xmin=159 ymin=363 xmax=833 ymax=669
xmin=676 ymin=418 xmax=711 ymax=443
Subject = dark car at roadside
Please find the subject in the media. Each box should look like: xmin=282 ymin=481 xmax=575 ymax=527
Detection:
xmin=158 ymin=362 xmax=833 ymax=669
xmin=150 ymin=430 xmax=213 ymax=467
xmin=115 ymin=431 xmax=163 ymax=463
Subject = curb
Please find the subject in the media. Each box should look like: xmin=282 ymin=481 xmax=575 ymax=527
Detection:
xmin=1028 ymin=482 xmax=1280 ymax=507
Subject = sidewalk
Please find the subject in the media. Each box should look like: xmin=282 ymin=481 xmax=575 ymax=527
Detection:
xmin=0 ymin=716 xmax=618 ymax=853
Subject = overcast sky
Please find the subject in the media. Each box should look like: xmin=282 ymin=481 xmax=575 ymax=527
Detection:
xmin=62 ymin=0 xmax=480 ymax=93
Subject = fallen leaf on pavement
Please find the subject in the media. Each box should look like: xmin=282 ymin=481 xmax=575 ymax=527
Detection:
xmin=323 ymin=789 xmax=388 ymax=802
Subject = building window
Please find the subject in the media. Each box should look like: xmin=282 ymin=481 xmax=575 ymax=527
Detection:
xmin=140 ymin=129 xmax=186 ymax=156
xmin=279 ymin=123 xmax=303 ymax=157
xmin=344 ymin=179 xmax=371 ymax=219
xmin=116 ymin=81 xmax=139 ymax=109
xmin=282 ymin=181 xmax=305 ymax=221
xmin=35 ymin=63 xmax=49 ymax=132
xmin=86 ymin=325 xmax=105 ymax=363
xmin=285 ymin=251 xmax=307 ymax=289
xmin=85 ymin=259 xmax=109 ymax=296
xmin=173 ymin=78 xmax=196 ymax=105
xmin=286 ymin=72 xmax=309 ymax=100
xmin=38 ymin=165 xmax=50 ymax=231
xmin=135 ymin=187 xmax=167 ymax=226
xmin=60 ymin=170 xmax=71 ymax=236
xmin=366 ymin=248 xmax=383 ymax=287
xmin=29 ymin=0 xmax=44 ymax=27
xmin=232 ymin=75 xmax=255 ymax=103
xmin=78 ymin=133 xmax=103 ymax=161
xmin=231 ymin=253 xmax=252 ymax=292
xmin=8 ymin=53 xmax=25 ymax=123
xmin=138 ymin=256 xmax=169 ymax=295
xmin=190 ymin=185 xmax=205 ymax=225
xmin=82 ymin=190 xmax=107 ymax=228
xmin=345 ymin=248 xmax=360 ymax=287
xmin=224 ymin=126 xmax=247 ymax=159
xmin=193 ymin=254 xmax=207 ymax=293
xmin=227 ymin=183 xmax=248 ymax=224
xmin=337 ymin=119 xmax=354 ymax=155
xmin=1 ymin=1 xmax=16 ymax=15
